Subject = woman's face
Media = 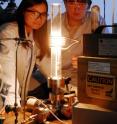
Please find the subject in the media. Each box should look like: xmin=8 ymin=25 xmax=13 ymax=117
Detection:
xmin=65 ymin=1 xmax=88 ymax=21
xmin=24 ymin=3 xmax=47 ymax=31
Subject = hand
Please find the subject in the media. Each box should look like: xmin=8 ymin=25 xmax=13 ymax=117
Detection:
xmin=0 ymin=106 xmax=6 ymax=122
xmin=0 ymin=106 xmax=5 ymax=115
xmin=0 ymin=106 xmax=17 ymax=124
xmin=72 ymin=56 xmax=78 ymax=69
xmin=0 ymin=106 xmax=14 ymax=116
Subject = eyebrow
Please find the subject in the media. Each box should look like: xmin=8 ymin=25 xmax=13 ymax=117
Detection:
xmin=27 ymin=9 xmax=47 ymax=13
xmin=66 ymin=0 xmax=87 ymax=3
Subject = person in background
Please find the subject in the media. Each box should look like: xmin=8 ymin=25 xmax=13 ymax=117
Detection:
xmin=35 ymin=0 xmax=108 ymax=96
xmin=59 ymin=0 xmax=108 ymax=89
xmin=91 ymin=4 xmax=102 ymax=32
xmin=0 ymin=0 xmax=49 ymax=113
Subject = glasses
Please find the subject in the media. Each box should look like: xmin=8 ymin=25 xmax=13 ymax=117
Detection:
xmin=26 ymin=9 xmax=48 ymax=19
xmin=66 ymin=0 xmax=87 ymax=5
xmin=66 ymin=0 xmax=87 ymax=2
xmin=66 ymin=2 xmax=87 ymax=8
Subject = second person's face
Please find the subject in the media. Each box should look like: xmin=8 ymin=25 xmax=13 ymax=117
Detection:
xmin=65 ymin=1 xmax=88 ymax=21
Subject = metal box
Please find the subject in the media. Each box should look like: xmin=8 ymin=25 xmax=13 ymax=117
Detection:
xmin=77 ymin=56 xmax=117 ymax=110
xmin=72 ymin=102 xmax=117 ymax=124
xmin=83 ymin=34 xmax=117 ymax=57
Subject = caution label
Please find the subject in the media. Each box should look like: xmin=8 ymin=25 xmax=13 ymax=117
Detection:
xmin=86 ymin=73 xmax=116 ymax=101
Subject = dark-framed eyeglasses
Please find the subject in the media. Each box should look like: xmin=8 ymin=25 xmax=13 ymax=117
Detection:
xmin=65 ymin=0 xmax=88 ymax=3
xmin=65 ymin=0 xmax=87 ymax=7
xmin=26 ymin=9 xmax=48 ymax=19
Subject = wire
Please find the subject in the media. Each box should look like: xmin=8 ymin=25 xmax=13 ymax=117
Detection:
xmin=14 ymin=39 xmax=19 ymax=124
xmin=23 ymin=40 xmax=33 ymax=120
xmin=26 ymin=96 xmax=66 ymax=124
xmin=19 ymin=114 xmax=38 ymax=124
xmin=62 ymin=38 xmax=80 ymax=50
xmin=49 ymin=36 xmax=80 ymax=50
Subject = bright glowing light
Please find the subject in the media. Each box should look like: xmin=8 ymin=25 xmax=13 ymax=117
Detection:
xmin=50 ymin=47 xmax=62 ymax=79
xmin=50 ymin=36 xmax=65 ymax=47
xmin=50 ymin=3 xmax=63 ymax=79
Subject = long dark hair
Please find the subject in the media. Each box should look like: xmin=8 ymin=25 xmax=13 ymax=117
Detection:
xmin=33 ymin=21 xmax=50 ymax=60
xmin=16 ymin=0 xmax=48 ymax=39
xmin=16 ymin=0 xmax=49 ymax=60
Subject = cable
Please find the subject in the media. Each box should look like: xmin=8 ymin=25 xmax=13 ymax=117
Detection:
xmin=0 ymin=38 xmax=32 ymax=44
xmin=19 ymin=114 xmax=38 ymax=124
xmin=26 ymin=96 xmax=66 ymax=124
xmin=62 ymin=38 xmax=80 ymax=50
xmin=49 ymin=36 xmax=80 ymax=50
xmin=22 ymin=40 xmax=33 ymax=120
xmin=14 ymin=39 xmax=20 ymax=124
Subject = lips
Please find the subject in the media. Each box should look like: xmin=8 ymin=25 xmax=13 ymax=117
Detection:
xmin=33 ymin=23 xmax=43 ymax=29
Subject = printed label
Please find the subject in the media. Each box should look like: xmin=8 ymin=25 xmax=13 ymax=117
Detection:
xmin=88 ymin=61 xmax=110 ymax=74
xmin=86 ymin=73 xmax=115 ymax=101
xmin=99 ymin=38 xmax=117 ymax=56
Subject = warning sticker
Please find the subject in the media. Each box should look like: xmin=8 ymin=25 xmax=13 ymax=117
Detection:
xmin=88 ymin=61 xmax=110 ymax=74
xmin=86 ymin=73 xmax=116 ymax=101
xmin=99 ymin=38 xmax=117 ymax=56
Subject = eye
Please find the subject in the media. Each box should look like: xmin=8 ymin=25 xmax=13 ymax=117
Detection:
xmin=26 ymin=9 xmax=47 ymax=19
xmin=33 ymin=11 xmax=40 ymax=17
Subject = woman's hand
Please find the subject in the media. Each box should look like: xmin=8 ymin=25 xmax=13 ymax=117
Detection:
xmin=0 ymin=106 xmax=5 ymax=115
xmin=0 ymin=106 xmax=6 ymax=122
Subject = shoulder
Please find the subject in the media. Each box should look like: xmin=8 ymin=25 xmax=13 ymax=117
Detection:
xmin=0 ymin=22 xmax=18 ymax=30
xmin=0 ymin=22 xmax=18 ymax=38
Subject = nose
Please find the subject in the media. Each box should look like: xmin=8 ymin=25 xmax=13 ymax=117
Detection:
xmin=74 ymin=4 xmax=81 ymax=12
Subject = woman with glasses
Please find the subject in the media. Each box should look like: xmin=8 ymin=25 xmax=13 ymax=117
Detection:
xmin=0 ymin=0 xmax=49 ymax=113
